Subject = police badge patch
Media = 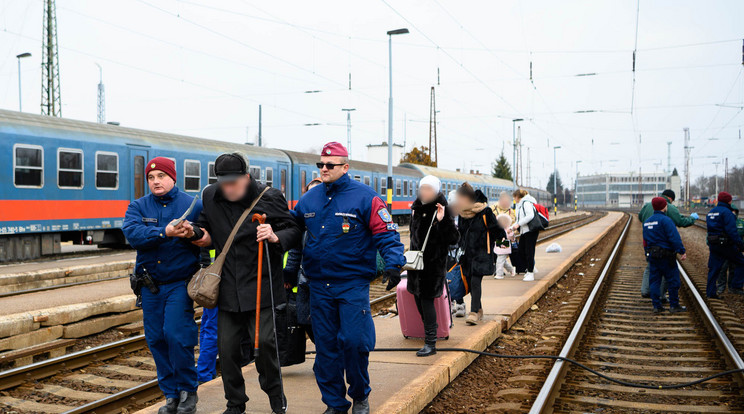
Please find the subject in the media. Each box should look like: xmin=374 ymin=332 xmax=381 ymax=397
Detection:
xmin=377 ymin=208 xmax=392 ymax=223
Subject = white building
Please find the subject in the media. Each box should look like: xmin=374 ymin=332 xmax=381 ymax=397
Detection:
xmin=366 ymin=142 xmax=404 ymax=166
xmin=576 ymin=171 xmax=681 ymax=208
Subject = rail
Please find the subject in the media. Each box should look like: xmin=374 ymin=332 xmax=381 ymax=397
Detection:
xmin=528 ymin=214 xmax=631 ymax=414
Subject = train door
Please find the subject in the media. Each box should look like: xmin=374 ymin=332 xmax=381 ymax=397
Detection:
xmin=278 ymin=162 xmax=289 ymax=199
xmin=129 ymin=148 xmax=149 ymax=201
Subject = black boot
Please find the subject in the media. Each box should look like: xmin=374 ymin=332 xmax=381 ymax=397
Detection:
xmin=669 ymin=305 xmax=688 ymax=313
xmin=223 ymin=405 xmax=246 ymax=414
xmin=270 ymin=394 xmax=287 ymax=414
xmin=176 ymin=391 xmax=198 ymax=414
xmin=158 ymin=397 xmax=178 ymax=414
xmin=416 ymin=343 xmax=437 ymax=357
xmin=352 ymin=398 xmax=370 ymax=414
xmin=323 ymin=407 xmax=348 ymax=414
xmin=653 ymin=307 xmax=664 ymax=314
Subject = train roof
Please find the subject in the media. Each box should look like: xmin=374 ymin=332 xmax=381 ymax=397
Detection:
xmin=281 ymin=150 xmax=421 ymax=177
xmin=399 ymin=163 xmax=515 ymax=188
xmin=0 ymin=109 xmax=288 ymax=160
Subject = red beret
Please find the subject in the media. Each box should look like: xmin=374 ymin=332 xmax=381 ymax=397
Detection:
xmin=146 ymin=157 xmax=176 ymax=182
xmin=652 ymin=196 xmax=667 ymax=211
xmin=321 ymin=141 xmax=348 ymax=157
xmin=719 ymin=192 xmax=733 ymax=204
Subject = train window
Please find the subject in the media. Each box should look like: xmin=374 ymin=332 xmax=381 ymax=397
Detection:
xmin=265 ymin=167 xmax=273 ymax=187
xmin=249 ymin=166 xmax=261 ymax=182
xmin=280 ymin=169 xmax=287 ymax=196
xmin=409 ymin=180 xmax=414 ymax=196
xmin=301 ymin=170 xmax=307 ymax=194
xmin=312 ymin=171 xmax=319 ymax=180
xmin=364 ymin=176 xmax=370 ymax=186
xmin=134 ymin=156 xmax=145 ymax=199
xmin=374 ymin=177 xmax=379 ymax=193
xmin=354 ymin=175 xmax=361 ymax=182
xmin=396 ymin=179 xmax=402 ymax=196
xmin=184 ymin=160 xmax=201 ymax=192
xmin=95 ymin=152 xmax=118 ymax=189
xmin=57 ymin=148 xmax=83 ymax=189
xmin=13 ymin=144 xmax=44 ymax=187
xmin=208 ymin=162 xmax=217 ymax=185
xmin=381 ymin=178 xmax=387 ymax=196
xmin=403 ymin=180 xmax=408 ymax=197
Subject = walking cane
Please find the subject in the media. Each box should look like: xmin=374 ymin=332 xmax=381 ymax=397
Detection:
xmin=252 ymin=213 xmax=266 ymax=357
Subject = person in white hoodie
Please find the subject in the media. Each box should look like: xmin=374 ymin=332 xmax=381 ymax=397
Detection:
xmin=512 ymin=189 xmax=540 ymax=281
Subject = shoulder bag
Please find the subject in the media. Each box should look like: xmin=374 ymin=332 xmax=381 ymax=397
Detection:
xmin=188 ymin=187 xmax=269 ymax=308
xmin=403 ymin=213 xmax=437 ymax=271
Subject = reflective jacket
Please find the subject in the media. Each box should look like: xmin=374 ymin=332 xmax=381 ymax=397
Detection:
xmin=122 ymin=186 xmax=202 ymax=283
xmin=642 ymin=210 xmax=685 ymax=254
xmin=293 ymin=173 xmax=405 ymax=281
xmin=638 ymin=195 xmax=695 ymax=227
xmin=707 ymin=202 xmax=744 ymax=249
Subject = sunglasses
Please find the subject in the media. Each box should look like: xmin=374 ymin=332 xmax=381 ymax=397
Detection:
xmin=316 ymin=162 xmax=346 ymax=170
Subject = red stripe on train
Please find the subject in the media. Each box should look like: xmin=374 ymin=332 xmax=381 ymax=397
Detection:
xmin=0 ymin=200 xmax=131 ymax=221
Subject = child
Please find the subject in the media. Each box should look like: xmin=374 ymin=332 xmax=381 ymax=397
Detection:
xmin=494 ymin=213 xmax=516 ymax=279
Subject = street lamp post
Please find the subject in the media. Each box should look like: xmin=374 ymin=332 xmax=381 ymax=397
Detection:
xmin=575 ymin=160 xmax=582 ymax=212
xmin=342 ymin=108 xmax=356 ymax=159
xmin=386 ymin=28 xmax=409 ymax=212
xmin=553 ymin=146 xmax=561 ymax=215
xmin=16 ymin=52 xmax=31 ymax=112
xmin=713 ymin=161 xmax=721 ymax=195
xmin=512 ymin=118 xmax=523 ymax=190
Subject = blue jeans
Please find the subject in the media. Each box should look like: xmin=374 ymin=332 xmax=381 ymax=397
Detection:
xmin=309 ymin=279 xmax=375 ymax=411
xmin=196 ymin=306 xmax=219 ymax=382
xmin=141 ymin=281 xmax=198 ymax=398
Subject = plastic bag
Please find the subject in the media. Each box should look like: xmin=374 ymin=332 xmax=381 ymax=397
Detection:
xmin=546 ymin=242 xmax=562 ymax=253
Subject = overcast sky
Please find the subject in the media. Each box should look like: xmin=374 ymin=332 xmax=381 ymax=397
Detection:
xmin=1 ymin=0 xmax=743 ymax=189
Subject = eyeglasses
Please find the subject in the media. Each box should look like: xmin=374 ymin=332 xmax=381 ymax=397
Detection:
xmin=316 ymin=162 xmax=345 ymax=170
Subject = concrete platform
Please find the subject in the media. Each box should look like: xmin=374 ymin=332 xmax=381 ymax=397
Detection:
xmin=136 ymin=211 xmax=623 ymax=414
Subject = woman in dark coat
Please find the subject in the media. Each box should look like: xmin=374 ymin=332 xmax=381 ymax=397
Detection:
xmin=406 ymin=175 xmax=460 ymax=356
xmin=456 ymin=182 xmax=504 ymax=325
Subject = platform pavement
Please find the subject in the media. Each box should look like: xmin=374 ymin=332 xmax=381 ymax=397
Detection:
xmin=136 ymin=211 xmax=624 ymax=414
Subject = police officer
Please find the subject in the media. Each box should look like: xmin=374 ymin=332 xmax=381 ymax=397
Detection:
xmin=122 ymin=157 xmax=201 ymax=414
xmin=638 ymin=189 xmax=697 ymax=298
xmin=293 ymin=142 xmax=405 ymax=414
xmin=643 ymin=197 xmax=687 ymax=314
xmin=706 ymin=192 xmax=744 ymax=298
xmin=717 ymin=205 xmax=744 ymax=295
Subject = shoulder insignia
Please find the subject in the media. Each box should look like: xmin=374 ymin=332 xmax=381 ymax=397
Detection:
xmin=386 ymin=223 xmax=398 ymax=231
xmin=378 ymin=208 xmax=392 ymax=223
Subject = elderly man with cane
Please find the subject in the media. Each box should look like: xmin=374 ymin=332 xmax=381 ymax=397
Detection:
xmin=184 ymin=152 xmax=300 ymax=414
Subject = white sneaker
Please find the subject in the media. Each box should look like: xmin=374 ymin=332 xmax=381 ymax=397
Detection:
xmin=533 ymin=266 xmax=539 ymax=273
xmin=455 ymin=303 xmax=467 ymax=317
xmin=510 ymin=268 xmax=517 ymax=277
xmin=494 ymin=273 xmax=504 ymax=279
xmin=523 ymin=272 xmax=535 ymax=281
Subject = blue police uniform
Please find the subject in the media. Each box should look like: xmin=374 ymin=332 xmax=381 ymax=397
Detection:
xmin=706 ymin=202 xmax=744 ymax=298
xmin=293 ymin=173 xmax=405 ymax=412
xmin=122 ymin=186 xmax=202 ymax=399
xmin=643 ymin=210 xmax=685 ymax=310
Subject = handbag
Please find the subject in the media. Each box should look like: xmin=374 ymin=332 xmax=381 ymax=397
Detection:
xmin=403 ymin=212 xmax=437 ymax=271
xmin=187 ymin=187 xmax=269 ymax=308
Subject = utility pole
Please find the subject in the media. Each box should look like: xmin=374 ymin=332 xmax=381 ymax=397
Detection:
xmin=683 ymin=128 xmax=692 ymax=210
xmin=16 ymin=53 xmax=31 ymax=112
xmin=386 ymin=28 xmax=409 ymax=212
xmin=517 ymin=126 xmax=523 ymax=186
xmin=575 ymin=160 xmax=582 ymax=212
xmin=428 ymin=86 xmax=438 ymax=166
xmin=666 ymin=141 xmax=672 ymax=174
xmin=41 ymin=0 xmax=62 ymax=117
xmin=95 ymin=63 xmax=105 ymax=123
xmin=713 ymin=162 xmax=721 ymax=195
xmin=342 ymin=108 xmax=355 ymax=159
xmin=553 ymin=146 xmax=561 ymax=215
xmin=258 ymin=105 xmax=262 ymax=147
xmin=725 ymin=157 xmax=729 ymax=192
xmin=512 ymin=119 xmax=523 ymax=190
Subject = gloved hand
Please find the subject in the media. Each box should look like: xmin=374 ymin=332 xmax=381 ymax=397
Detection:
xmin=690 ymin=212 xmax=699 ymax=220
xmin=382 ymin=268 xmax=401 ymax=291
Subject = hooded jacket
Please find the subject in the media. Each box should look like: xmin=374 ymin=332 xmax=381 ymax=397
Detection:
xmin=196 ymin=180 xmax=301 ymax=312
xmin=515 ymin=194 xmax=538 ymax=234
xmin=458 ymin=189 xmax=504 ymax=277
xmin=406 ymin=192 xmax=460 ymax=299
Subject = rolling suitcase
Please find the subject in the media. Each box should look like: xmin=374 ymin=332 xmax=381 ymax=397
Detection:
xmin=396 ymin=277 xmax=452 ymax=340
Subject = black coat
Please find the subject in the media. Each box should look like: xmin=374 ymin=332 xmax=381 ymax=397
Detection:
xmin=197 ymin=180 xmax=301 ymax=312
xmin=458 ymin=190 xmax=505 ymax=277
xmin=406 ymin=193 xmax=460 ymax=299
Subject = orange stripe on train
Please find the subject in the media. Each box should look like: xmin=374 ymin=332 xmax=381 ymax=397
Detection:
xmin=0 ymin=200 xmax=131 ymax=221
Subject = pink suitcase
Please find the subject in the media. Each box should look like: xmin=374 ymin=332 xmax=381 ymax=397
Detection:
xmin=396 ymin=277 xmax=452 ymax=340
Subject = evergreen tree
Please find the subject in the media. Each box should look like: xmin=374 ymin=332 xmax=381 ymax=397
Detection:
xmin=491 ymin=151 xmax=513 ymax=181
xmin=546 ymin=172 xmax=564 ymax=200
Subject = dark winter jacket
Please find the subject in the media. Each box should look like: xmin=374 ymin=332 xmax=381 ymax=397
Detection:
xmin=406 ymin=193 xmax=460 ymax=299
xmin=458 ymin=190 xmax=505 ymax=277
xmin=196 ymin=179 xmax=301 ymax=312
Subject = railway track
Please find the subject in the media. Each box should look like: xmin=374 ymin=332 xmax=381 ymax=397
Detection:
xmin=529 ymin=216 xmax=744 ymax=413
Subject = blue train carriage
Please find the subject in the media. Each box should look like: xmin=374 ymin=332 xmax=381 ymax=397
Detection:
xmin=0 ymin=109 xmax=291 ymax=261
xmin=398 ymin=163 xmax=514 ymax=205
xmin=520 ymin=186 xmax=551 ymax=207
xmin=281 ymin=150 xmax=420 ymax=221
